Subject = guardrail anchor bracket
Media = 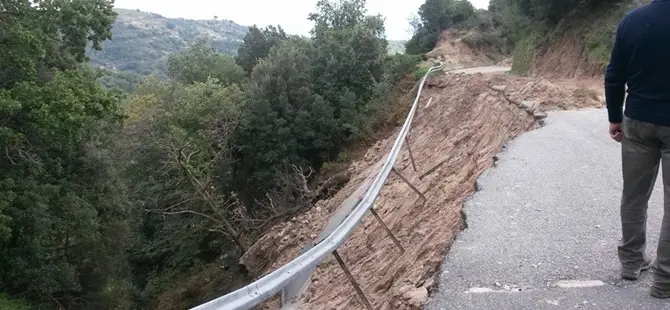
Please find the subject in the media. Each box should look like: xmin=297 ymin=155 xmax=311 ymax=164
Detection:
xmin=392 ymin=167 xmax=427 ymax=201
xmin=332 ymin=250 xmax=374 ymax=310
xmin=404 ymin=136 xmax=418 ymax=172
xmin=369 ymin=208 xmax=405 ymax=253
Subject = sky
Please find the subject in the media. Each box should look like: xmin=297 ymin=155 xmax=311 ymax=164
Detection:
xmin=113 ymin=0 xmax=490 ymax=41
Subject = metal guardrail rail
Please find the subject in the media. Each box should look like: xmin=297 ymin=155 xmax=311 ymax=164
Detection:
xmin=192 ymin=63 xmax=444 ymax=310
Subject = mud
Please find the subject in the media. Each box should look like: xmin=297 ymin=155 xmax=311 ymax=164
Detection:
xmin=243 ymin=72 xmax=603 ymax=310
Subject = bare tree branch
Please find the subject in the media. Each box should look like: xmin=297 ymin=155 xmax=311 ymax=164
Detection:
xmin=145 ymin=209 xmax=222 ymax=224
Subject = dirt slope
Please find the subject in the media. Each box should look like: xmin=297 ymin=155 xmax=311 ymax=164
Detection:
xmin=531 ymin=27 xmax=604 ymax=79
xmin=424 ymin=31 xmax=496 ymax=70
xmin=241 ymin=72 xmax=603 ymax=310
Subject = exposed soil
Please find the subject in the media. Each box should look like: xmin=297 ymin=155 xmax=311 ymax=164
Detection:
xmin=239 ymin=72 xmax=604 ymax=310
xmin=423 ymin=31 xmax=496 ymax=70
xmin=531 ymin=27 xmax=604 ymax=79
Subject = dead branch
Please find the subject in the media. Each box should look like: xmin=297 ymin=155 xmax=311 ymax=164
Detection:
xmin=49 ymin=294 xmax=65 ymax=310
xmin=145 ymin=209 xmax=222 ymax=224
xmin=174 ymin=146 xmax=247 ymax=253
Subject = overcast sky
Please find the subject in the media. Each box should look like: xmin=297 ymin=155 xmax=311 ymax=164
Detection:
xmin=114 ymin=0 xmax=490 ymax=40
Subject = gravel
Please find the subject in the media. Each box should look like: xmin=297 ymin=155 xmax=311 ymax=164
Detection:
xmin=426 ymin=109 xmax=669 ymax=310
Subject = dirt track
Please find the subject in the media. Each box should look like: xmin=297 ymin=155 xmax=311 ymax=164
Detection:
xmin=242 ymin=70 xmax=604 ymax=310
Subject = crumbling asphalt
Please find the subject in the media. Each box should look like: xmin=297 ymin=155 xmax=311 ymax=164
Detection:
xmin=426 ymin=109 xmax=670 ymax=310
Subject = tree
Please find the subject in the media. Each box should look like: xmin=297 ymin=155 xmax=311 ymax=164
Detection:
xmin=405 ymin=0 xmax=476 ymax=54
xmin=235 ymin=25 xmax=288 ymax=74
xmin=235 ymin=39 xmax=338 ymax=198
xmin=167 ymin=40 xmax=246 ymax=85
xmin=0 ymin=1 xmax=133 ymax=307
xmin=0 ymin=0 xmax=116 ymax=88
xmin=0 ymin=69 xmax=131 ymax=308
xmin=309 ymin=0 xmax=388 ymax=140
xmin=120 ymin=78 xmax=248 ymax=302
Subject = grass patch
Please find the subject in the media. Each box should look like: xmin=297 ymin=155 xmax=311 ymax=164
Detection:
xmin=412 ymin=67 xmax=431 ymax=80
xmin=0 ymin=294 xmax=31 ymax=310
xmin=583 ymin=2 xmax=634 ymax=69
xmin=511 ymin=34 xmax=539 ymax=75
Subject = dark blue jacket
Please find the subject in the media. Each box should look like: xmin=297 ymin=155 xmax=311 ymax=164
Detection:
xmin=606 ymin=0 xmax=670 ymax=125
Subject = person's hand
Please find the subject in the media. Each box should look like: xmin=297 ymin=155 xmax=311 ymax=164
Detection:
xmin=610 ymin=123 xmax=623 ymax=142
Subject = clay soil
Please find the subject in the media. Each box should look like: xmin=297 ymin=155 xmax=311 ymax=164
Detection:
xmin=423 ymin=31 xmax=498 ymax=70
xmin=242 ymin=72 xmax=604 ymax=310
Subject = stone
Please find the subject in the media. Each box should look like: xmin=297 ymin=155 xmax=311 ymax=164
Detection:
xmin=533 ymin=111 xmax=548 ymax=120
xmin=404 ymin=287 xmax=429 ymax=308
xmin=520 ymin=100 xmax=537 ymax=111
xmin=491 ymin=85 xmax=507 ymax=92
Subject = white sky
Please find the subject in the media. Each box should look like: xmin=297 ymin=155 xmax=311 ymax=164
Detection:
xmin=114 ymin=0 xmax=490 ymax=40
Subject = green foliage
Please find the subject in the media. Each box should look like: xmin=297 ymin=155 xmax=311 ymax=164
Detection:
xmin=168 ymin=40 xmax=246 ymax=85
xmin=583 ymin=2 xmax=635 ymax=68
xmin=0 ymin=0 xmax=116 ymax=88
xmin=0 ymin=1 xmax=134 ymax=308
xmin=0 ymin=68 xmax=130 ymax=309
xmin=0 ymin=294 xmax=31 ymax=310
xmin=385 ymin=54 xmax=423 ymax=84
xmin=235 ymin=25 xmax=288 ymax=73
xmin=235 ymin=40 xmax=338 ymax=194
xmin=88 ymin=9 xmax=247 ymax=78
xmin=405 ymin=0 xmax=476 ymax=54
xmin=120 ymin=77 xmax=245 ymax=305
xmin=97 ymin=69 xmax=146 ymax=92
xmin=511 ymin=34 xmax=538 ymax=75
xmin=309 ymin=0 xmax=389 ymax=139
xmin=412 ymin=67 xmax=431 ymax=80
xmin=491 ymin=0 xmax=635 ymax=72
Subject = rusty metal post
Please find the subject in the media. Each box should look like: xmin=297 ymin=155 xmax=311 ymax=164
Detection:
xmin=404 ymin=136 xmax=418 ymax=172
xmin=392 ymin=167 xmax=427 ymax=201
xmin=332 ymin=250 xmax=374 ymax=310
xmin=369 ymin=208 xmax=405 ymax=253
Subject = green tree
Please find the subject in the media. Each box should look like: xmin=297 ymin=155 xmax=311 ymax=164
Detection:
xmin=120 ymin=78 xmax=247 ymax=303
xmin=405 ymin=0 xmax=476 ymax=54
xmin=167 ymin=40 xmax=246 ymax=85
xmin=235 ymin=25 xmax=288 ymax=74
xmin=0 ymin=69 xmax=130 ymax=308
xmin=0 ymin=1 xmax=132 ymax=307
xmin=235 ymin=40 xmax=338 ymax=196
xmin=309 ymin=0 xmax=388 ymax=140
xmin=0 ymin=0 xmax=116 ymax=88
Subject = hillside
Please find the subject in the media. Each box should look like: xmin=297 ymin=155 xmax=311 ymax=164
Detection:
xmin=88 ymin=8 xmax=247 ymax=78
xmin=507 ymin=0 xmax=649 ymax=78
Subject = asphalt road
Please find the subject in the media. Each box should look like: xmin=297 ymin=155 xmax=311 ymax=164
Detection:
xmin=426 ymin=109 xmax=669 ymax=310
xmin=448 ymin=66 xmax=511 ymax=75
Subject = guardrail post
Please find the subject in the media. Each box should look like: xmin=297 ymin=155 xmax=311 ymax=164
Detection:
xmin=404 ymin=136 xmax=418 ymax=172
xmin=332 ymin=250 xmax=374 ymax=310
xmin=392 ymin=167 xmax=427 ymax=201
xmin=369 ymin=208 xmax=405 ymax=253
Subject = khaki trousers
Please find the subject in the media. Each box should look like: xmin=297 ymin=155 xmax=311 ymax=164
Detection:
xmin=619 ymin=117 xmax=670 ymax=288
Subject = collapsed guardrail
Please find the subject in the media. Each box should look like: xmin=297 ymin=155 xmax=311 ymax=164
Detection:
xmin=192 ymin=63 xmax=444 ymax=310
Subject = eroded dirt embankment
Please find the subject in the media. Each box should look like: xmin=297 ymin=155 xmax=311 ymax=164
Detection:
xmin=243 ymin=72 xmax=603 ymax=310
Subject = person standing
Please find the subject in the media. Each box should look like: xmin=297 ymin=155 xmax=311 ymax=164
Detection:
xmin=606 ymin=0 xmax=670 ymax=299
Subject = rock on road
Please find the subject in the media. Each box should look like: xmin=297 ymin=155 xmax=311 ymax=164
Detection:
xmin=426 ymin=109 xmax=668 ymax=310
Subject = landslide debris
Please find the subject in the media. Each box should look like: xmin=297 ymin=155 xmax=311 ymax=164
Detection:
xmin=243 ymin=72 xmax=603 ymax=310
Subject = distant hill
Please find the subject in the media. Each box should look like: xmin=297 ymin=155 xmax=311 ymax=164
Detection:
xmin=91 ymin=9 xmax=407 ymax=92
xmin=89 ymin=9 xmax=247 ymax=79
xmin=388 ymin=40 xmax=407 ymax=55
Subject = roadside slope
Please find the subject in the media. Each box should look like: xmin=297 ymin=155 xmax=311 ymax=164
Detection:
xmin=243 ymin=71 xmax=602 ymax=310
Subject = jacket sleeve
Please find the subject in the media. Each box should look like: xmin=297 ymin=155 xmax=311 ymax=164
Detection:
xmin=605 ymin=16 xmax=630 ymax=124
